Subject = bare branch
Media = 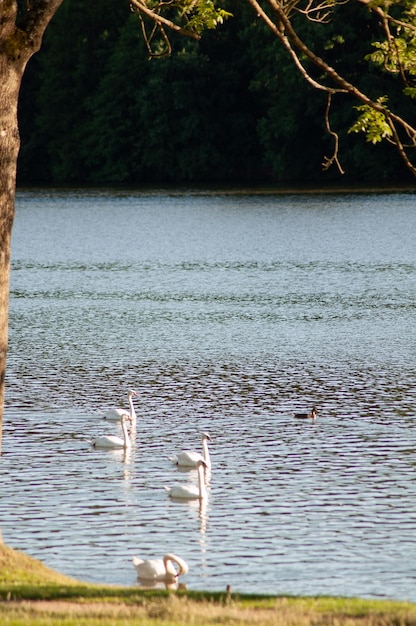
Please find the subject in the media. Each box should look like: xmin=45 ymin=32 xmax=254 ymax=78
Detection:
xmin=246 ymin=0 xmax=345 ymax=92
xmin=295 ymin=0 xmax=349 ymax=24
xmin=137 ymin=8 xmax=172 ymax=56
xmin=322 ymin=93 xmax=345 ymax=173
xmin=386 ymin=118 xmax=416 ymax=176
xmin=359 ymin=1 xmax=416 ymax=35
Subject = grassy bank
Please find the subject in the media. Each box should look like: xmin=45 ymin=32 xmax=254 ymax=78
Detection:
xmin=1 ymin=543 xmax=415 ymax=626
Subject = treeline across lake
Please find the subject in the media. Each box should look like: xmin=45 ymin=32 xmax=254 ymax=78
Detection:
xmin=17 ymin=0 xmax=414 ymax=186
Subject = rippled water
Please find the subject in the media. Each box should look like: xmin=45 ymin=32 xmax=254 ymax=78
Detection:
xmin=2 ymin=188 xmax=416 ymax=600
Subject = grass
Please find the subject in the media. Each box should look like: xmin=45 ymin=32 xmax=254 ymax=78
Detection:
xmin=1 ymin=542 xmax=416 ymax=626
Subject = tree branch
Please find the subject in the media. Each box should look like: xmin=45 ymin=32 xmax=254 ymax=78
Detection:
xmin=322 ymin=93 xmax=345 ymax=174
xmin=246 ymin=0 xmax=346 ymax=93
xmin=295 ymin=0 xmax=349 ymax=23
xmin=386 ymin=118 xmax=416 ymax=176
xmin=359 ymin=1 xmax=416 ymax=35
xmin=17 ymin=0 xmax=65 ymax=57
xmin=130 ymin=0 xmax=201 ymax=40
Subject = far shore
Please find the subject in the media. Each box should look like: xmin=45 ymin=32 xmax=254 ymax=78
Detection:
xmin=16 ymin=182 xmax=416 ymax=196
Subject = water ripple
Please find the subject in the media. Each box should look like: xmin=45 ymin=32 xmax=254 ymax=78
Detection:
xmin=2 ymin=189 xmax=416 ymax=600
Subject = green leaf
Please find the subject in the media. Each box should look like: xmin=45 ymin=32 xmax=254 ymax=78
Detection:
xmin=349 ymin=97 xmax=393 ymax=144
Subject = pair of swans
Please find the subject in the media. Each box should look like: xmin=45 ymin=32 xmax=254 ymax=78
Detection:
xmin=165 ymin=432 xmax=212 ymax=500
xmin=92 ymin=390 xmax=139 ymax=449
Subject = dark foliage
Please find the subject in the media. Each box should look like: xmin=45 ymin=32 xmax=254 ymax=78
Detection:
xmin=17 ymin=0 xmax=413 ymax=185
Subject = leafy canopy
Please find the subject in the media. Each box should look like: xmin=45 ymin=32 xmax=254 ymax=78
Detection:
xmin=131 ymin=0 xmax=416 ymax=176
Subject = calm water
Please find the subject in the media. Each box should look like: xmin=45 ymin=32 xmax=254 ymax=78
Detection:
xmin=1 ymin=188 xmax=416 ymax=600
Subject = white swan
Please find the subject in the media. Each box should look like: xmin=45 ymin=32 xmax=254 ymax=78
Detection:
xmin=169 ymin=432 xmax=212 ymax=469
xmin=103 ymin=390 xmax=138 ymax=421
xmin=92 ymin=414 xmax=131 ymax=449
xmin=132 ymin=553 xmax=189 ymax=582
xmin=164 ymin=459 xmax=208 ymax=500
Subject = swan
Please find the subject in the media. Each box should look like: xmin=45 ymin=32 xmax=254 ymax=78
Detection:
xmin=132 ymin=553 xmax=189 ymax=582
xmin=103 ymin=390 xmax=138 ymax=421
xmin=164 ymin=459 xmax=208 ymax=500
xmin=169 ymin=432 xmax=212 ymax=469
xmin=92 ymin=414 xmax=131 ymax=449
xmin=293 ymin=407 xmax=317 ymax=419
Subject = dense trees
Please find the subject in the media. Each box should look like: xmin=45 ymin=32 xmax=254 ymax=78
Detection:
xmin=18 ymin=1 xmax=264 ymax=184
xmin=17 ymin=0 xmax=414 ymax=186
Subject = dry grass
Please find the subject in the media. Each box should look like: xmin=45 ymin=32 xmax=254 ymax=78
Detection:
xmin=1 ymin=543 xmax=416 ymax=626
xmin=2 ymin=595 xmax=416 ymax=626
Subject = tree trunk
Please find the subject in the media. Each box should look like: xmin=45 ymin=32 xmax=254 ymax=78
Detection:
xmin=0 ymin=55 xmax=23 ymax=454
xmin=0 ymin=1 xmax=64 ymax=454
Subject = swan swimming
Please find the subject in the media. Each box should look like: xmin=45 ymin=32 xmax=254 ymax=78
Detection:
xmin=293 ymin=407 xmax=317 ymax=419
xmin=92 ymin=414 xmax=131 ymax=449
xmin=103 ymin=390 xmax=138 ymax=421
xmin=169 ymin=432 xmax=212 ymax=469
xmin=132 ymin=553 xmax=189 ymax=582
xmin=164 ymin=459 xmax=208 ymax=500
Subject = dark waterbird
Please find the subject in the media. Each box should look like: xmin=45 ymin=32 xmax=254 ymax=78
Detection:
xmin=293 ymin=407 xmax=317 ymax=420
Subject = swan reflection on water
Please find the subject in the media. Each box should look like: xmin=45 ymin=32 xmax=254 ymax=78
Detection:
xmin=135 ymin=578 xmax=186 ymax=590
xmin=198 ymin=494 xmax=209 ymax=534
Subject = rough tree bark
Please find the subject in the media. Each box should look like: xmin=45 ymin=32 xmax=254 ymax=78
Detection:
xmin=0 ymin=0 xmax=64 ymax=454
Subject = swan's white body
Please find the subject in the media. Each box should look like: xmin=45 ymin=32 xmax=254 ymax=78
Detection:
xmin=103 ymin=390 xmax=138 ymax=421
xmin=170 ymin=432 xmax=212 ymax=469
xmin=92 ymin=414 xmax=131 ymax=449
xmin=132 ymin=553 xmax=189 ymax=582
xmin=165 ymin=460 xmax=208 ymax=500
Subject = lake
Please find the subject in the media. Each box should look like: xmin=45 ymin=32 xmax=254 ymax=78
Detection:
xmin=1 ymin=187 xmax=416 ymax=600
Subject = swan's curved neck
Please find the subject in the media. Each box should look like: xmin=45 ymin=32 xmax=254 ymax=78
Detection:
xmin=164 ymin=556 xmax=177 ymax=577
xmin=202 ymin=438 xmax=211 ymax=466
xmin=129 ymin=394 xmax=137 ymax=420
xmin=164 ymin=554 xmax=188 ymax=577
xmin=197 ymin=464 xmax=207 ymax=499
xmin=121 ymin=418 xmax=131 ymax=448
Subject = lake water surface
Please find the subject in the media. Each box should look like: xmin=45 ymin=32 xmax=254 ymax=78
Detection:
xmin=1 ymin=187 xmax=416 ymax=600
